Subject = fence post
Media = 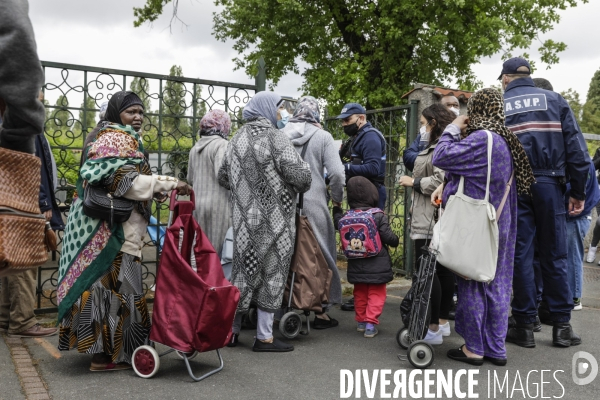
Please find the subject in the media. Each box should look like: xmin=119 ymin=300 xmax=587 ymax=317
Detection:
xmin=255 ymin=57 xmax=266 ymax=92
xmin=403 ymin=99 xmax=419 ymax=277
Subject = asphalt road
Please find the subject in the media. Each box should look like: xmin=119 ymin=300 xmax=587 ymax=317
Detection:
xmin=8 ymin=288 xmax=599 ymax=400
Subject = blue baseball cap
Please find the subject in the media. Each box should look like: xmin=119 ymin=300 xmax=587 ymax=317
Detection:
xmin=498 ymin=57 xmax=531 ymax=80
xmin=335 ymin=102 xmax=366 ymax=119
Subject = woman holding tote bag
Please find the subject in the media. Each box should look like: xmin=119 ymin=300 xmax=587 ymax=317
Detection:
xmin=431 ymin=88 xmax=534 ymax=366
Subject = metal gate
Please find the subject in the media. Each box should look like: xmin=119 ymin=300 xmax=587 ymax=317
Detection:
xmin=36 ymin=61 xmax=261 ymax=313
xmin=324 ymin=101 xmax=419 ymax=276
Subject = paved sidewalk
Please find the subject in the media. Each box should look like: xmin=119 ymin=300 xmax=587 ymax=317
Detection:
xmin=2 ymin=287 xmax=599 ymax=400
xmin=583 ymin=258 xmax=600 ymax=309
xmin=3 ymin=262 xmax=600 ymax=399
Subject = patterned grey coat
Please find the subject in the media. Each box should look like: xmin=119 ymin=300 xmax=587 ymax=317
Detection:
xmin=218 ymin=117 xmax=312 ymax=312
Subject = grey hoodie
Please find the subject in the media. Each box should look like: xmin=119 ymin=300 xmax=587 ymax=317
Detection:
xmin=282 ymin=121 xmax=345 ymax=304
xmin=0 ymin=0 xmax=45 ymax=154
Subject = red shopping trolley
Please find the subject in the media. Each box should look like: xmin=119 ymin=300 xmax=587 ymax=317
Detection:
xmin=132 ymin=190 xmax=240 ymax=381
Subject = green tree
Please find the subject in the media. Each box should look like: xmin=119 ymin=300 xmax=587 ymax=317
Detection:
xmin=560 ymin=88 xmax=583 ymax=126
xmin=48 ymin=95 xmax=71 ymax=135
xmin=79 ymin=95 xmax=97 ymax=134
xmin=582 ymin=69 xmax=600 ymax=134
xmin=134 ymin=0 xmax=586 ymax=111
xmin=191 ymin=84 xmax=207 ymax=135
xmin=130 ymin=76 xmax=152 ymax=112
xmin=163 ymin=65 xmax=190 ymax=137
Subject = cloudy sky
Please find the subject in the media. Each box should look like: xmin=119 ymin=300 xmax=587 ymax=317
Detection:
xmin=29 ymin=0 xmax=600 ymax=106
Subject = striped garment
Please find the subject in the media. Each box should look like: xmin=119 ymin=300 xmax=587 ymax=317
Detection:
xmin=187 ymin=135 xmax=231 ymax=254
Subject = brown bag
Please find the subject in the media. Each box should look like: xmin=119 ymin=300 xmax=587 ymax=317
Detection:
xmin=0 ymin=147 xmax=48 ymax=277
xmin=283 ymin=199 xmax=333 ymax=312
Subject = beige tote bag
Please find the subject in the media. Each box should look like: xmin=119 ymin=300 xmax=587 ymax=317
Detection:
xmin=431 ymin=130 xmax=512 ymax=283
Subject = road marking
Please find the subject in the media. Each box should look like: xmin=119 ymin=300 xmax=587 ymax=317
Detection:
xmin=33 ymin=338 xmax=61 ymax=359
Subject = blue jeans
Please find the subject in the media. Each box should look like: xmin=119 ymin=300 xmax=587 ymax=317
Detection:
xmin=567 ymin=216 xmax=591 ymax=299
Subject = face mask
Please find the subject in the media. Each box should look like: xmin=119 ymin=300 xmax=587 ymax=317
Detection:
xmin=277 ymin=109 xmax=289 ymax=129
xmin=449 ymin=107 xmax=460 ymax=116
xmin=343 ymin=121 xmax=360 ymax=136
xmin=419 ymin=125 xmax=430 ymax=142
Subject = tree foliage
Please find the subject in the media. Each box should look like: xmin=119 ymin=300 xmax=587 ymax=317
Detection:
xmin=163 ymin=65 xmax=189 ymax=137
xmin=560 ymin=88 xmax=583 ymax=126
xmin=79 ymin=95 xmax=97 ymax=133
xmin=130 ymin=77 xmax=153 ymax=112
xmin=134 ymin=0 xmax=586 ymax=111
xmin=582 ymin=69 xmax=600 ymax=134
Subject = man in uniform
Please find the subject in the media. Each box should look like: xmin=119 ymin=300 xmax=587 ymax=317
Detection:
xmin=336 ymin=103 xmax=387 ymax=209
xmin=501 ymin=57 xmax=589 ymax=348
xmin=337 ymin=103 xmax=386 ymax=312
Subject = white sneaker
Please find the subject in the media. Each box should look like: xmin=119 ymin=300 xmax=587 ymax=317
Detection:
xmin=422 ymin=328 xmax=443 ymax=345
xmin=439 ymin=322 xmax=451 ymax=337
xmin=586 ymin=247 xmax=597 ymax=263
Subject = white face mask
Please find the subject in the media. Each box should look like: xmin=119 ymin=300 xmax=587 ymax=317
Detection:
xmin=419 ymin=125 xmax=430 ymax=142
xmin=449 ymin=107 xmax=460 ymax=116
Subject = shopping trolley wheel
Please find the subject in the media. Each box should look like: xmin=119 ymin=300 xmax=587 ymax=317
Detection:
xmin=407 ymin=341 xmax=434 ymax=369
xmin=176 ymin=350 xmax=199 ymax=360
xmin=245 ymin=306 xmax=258 ymax=329
xmin=396 ymin=327 xmax=410 ymax=350
xmin=132 ymin=345 xmax=160 ymax=378
xmin=279 ymin=312 xmax=302 ymax=339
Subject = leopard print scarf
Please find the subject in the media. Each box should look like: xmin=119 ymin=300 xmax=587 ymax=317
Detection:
xmin=466 ymin=88 xmax=535 ymax=195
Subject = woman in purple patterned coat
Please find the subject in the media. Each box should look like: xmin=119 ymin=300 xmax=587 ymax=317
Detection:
xmin=431 ymin=88 xmax=535 ymax=366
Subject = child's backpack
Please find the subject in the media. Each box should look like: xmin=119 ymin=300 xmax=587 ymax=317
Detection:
xmin=339 ymin=208 xmax=383 ymax=259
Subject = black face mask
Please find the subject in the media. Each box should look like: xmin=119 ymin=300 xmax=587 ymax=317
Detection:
xmin=343 ymin=121 xmax=360 ymax=136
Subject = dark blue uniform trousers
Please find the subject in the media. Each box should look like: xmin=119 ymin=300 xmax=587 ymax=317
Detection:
xmin=377 ymin=184 xmax=387 ymax=210
xmin=512 ymin=176 xmax=573 ymax=324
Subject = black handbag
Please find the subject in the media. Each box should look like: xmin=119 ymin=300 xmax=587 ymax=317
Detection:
xmin=82 ymin=184 xmax=134 ymax=228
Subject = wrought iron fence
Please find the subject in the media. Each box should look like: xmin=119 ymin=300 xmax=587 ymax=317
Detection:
xmin=36 ymin=61 xmax=259 ymax=313
xmin=324 ymin=101 xmax=419 ymax=275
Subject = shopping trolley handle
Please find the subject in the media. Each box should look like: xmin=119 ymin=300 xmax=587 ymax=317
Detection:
xmin=169 ymin=189 xmax=195 ymax=211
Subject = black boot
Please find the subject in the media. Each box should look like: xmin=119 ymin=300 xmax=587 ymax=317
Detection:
xmin=506 ymin=322 xmax=535 ymax=348
xmin=553 ymin=323 xmax=582 ymax=347
xmin=508 ymin=315 xmax=540 ymax=332
xmin=341 ymin=297 xmax=354 ymax=311
xmin=533 ymin=316 xmax=542 ymax=332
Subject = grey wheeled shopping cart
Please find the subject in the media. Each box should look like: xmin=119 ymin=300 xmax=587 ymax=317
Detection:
xmin=396 ymin=242 xmax=437 ymax=369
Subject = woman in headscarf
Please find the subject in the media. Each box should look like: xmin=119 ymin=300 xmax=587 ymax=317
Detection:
xmin=187 ymin=109 xmax=232 ymax=253
xmin=431 ymin=88 xmax=535 ymax=366
xmin=82 ymin=93 xmax=143 ymax=153
xmin=218 ymin=91 xmax=312 ymax=352
xmin=56 ymin=91 xmax=191 ymax=371
xmin=399 ymin=104 xmax=456 ymax=345
xmin=281 ymin=96 xmax=345 ymax=329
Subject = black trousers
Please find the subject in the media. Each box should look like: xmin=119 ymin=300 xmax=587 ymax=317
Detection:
xmin=414 ymin=239 xmax=455 ymax=325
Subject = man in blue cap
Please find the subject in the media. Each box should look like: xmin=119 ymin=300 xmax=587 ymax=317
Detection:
xmin=336 ymin=103 xmax=386 ymax=312
xmin=336 ymin=102 xmax=387 ymax=209
xmin=500 ymin=57 xmax=590 ymax=349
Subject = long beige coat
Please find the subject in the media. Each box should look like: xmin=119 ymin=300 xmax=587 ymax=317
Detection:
xmin=409 ymin=143 xmax=445 ymax=240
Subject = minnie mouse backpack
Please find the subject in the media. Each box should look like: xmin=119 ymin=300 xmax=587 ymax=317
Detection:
xmin=339 ymin=208 xmax=383 ymax=259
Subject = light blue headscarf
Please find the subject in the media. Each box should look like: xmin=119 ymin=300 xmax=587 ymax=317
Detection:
xmin=242 ymin=91 xmax=282 ymax=127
